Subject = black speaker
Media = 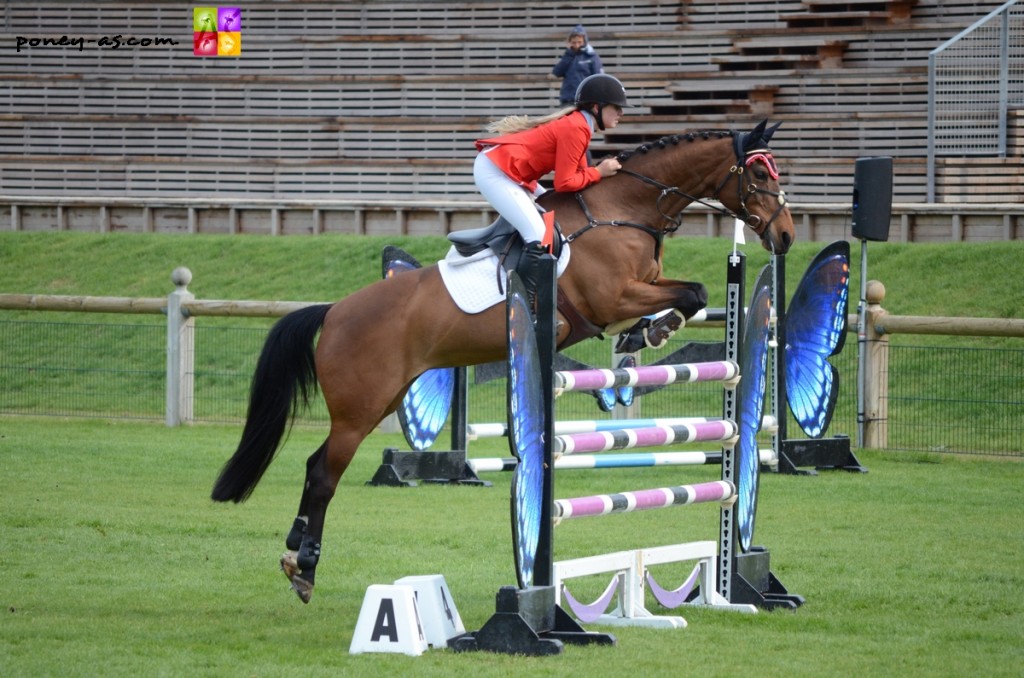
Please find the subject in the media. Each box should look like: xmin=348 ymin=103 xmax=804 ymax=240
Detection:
xmin=851 ymin=156 xmax=893 ymax=242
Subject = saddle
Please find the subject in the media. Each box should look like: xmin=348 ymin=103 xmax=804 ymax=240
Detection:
xmin=445 ymin=215 xmax=684 ymax=352
xmin=447 ymin=214 xmax=562 ymax=278
xmin=447 ymin=214 xmax=603 ymax=348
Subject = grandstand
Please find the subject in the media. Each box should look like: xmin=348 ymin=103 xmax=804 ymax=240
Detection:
xmin=0 ymin=0 xmax=1020 ymax=240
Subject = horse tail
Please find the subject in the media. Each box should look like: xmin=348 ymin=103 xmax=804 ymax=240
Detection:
xmin=211 ymin=303 xmax=333 ymax=503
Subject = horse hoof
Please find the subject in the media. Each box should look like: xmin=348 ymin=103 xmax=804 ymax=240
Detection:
xmin=289 ymin=576 xmax=314 ymax=604
xmin=280 ymin=551 xmax=299 ymax=579
xmin=280 ymin=551 xmax=314 ymax=604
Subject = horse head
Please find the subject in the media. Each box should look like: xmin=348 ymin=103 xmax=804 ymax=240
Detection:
xmin=722 ymin=119 xmax=794 ymax=254
xmin=553 ymin=121 xmax=795 ymax=256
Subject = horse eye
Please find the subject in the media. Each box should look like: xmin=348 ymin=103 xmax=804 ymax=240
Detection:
xmin=753 ymin=168 xmax=768 ymax=181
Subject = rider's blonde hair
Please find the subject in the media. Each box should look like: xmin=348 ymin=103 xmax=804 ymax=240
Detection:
xmin=485 ymin=105 xmax=578 ymax=134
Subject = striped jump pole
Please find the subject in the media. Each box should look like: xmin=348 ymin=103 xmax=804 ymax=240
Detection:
xmin=467 ymin=448 xmax=776 ymax=474
xmin=554 ymin=420 xmax=738 ymax=456
xmin=553 ymin=480 xmax=736 ymax=520
xmin=468 ymin=415 xmax=777 ymax=440
xmin=554 ymin=359 xmax=739 ymax=394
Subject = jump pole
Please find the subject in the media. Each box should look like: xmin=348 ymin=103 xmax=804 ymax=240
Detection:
xmin=467 ymin=448 xmax=776 ymax=474
xmin=553 ymin=360 xmax=740 ymax=392
xmin=552 ymin=420 xmax=738 ymax=455
xmin=547 ymin=253 xmax=751 ymax=632
xmin=552 ymin=480 xmax=736 ymax=520
xmin=468 ymin=415 xmax=777 ymax=440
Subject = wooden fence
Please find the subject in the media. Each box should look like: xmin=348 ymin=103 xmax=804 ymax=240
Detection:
xmin=857 ymin=279 xmax=1024 ymax=451
xmin=0 ymin=268 xmax=1022 ymax=455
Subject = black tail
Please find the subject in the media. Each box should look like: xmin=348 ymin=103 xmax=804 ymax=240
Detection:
xmin=211 ymin=304 xmax=333 ymax=503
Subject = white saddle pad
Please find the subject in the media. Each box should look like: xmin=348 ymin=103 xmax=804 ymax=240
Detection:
xmin=437 ymin=244 xmax=571 ymax=314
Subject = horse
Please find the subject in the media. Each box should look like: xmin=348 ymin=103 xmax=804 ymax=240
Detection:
xmin=211 ymin=119 xmax=795 ymax=603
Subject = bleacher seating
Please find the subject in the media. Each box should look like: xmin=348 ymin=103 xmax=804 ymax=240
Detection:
xmin=0 ymin=0 xmax=1018 ymax=206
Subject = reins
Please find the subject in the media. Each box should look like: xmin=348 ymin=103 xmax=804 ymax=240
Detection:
xmin=565 ymin=132 xmax=787 ymax=258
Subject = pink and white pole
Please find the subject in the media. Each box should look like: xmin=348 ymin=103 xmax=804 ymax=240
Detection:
xmin=553 ymin=360 xmax=739 ymax=393
xmin=554 ymin=420 xmax=738 ymax=455
xmin=553 ymin=480 xmax=736 ymax=520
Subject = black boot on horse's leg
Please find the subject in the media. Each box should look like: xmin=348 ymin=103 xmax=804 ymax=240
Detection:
xmin=517 ymin=241 xmax=548 ymax=313
xmin=285 ymin=516 xmax=307 ymax=551
xmin=615 ymin=309 xmax=686 ymax=353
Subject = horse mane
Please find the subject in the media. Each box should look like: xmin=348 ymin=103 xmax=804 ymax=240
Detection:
xmin=614 ymin=130 xmax=736 ymax=164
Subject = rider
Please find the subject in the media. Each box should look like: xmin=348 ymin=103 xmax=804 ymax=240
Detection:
xmin=473 ymin=73 xmax=628 ymax=305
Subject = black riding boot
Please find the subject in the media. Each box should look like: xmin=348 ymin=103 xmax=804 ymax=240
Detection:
xmin=516 ymin=241 xmax=548 ymax=312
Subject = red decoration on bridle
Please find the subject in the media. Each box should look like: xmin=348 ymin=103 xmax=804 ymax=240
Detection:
xmin=745 ymin=151 xmax=780 ymax=180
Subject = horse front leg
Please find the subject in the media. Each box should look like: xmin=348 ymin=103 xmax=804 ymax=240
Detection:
xmin=609 ymin=279 xmax=709 ymax=352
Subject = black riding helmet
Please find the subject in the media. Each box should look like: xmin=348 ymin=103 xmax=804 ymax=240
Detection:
xmin=574 ymin=74 xmax=629 ymax=131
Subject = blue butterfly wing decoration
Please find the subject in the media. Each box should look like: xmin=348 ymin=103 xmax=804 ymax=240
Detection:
xmin=506 ymin=275 xmax=544 ymax=589
xmin=784 ymin=241 xmax=851 ymax=438
xmin=382 ymin=246 xmax=456 ymax=451
xmin=595 ymin=354 xmax=635 ymax=411
xmin=737 ymin=266 xmax=772 ymax=554
xmin=595 ymin=386 xmax=617 ymax=413
xmin=398 ymin=369 xmax=456 ymax=451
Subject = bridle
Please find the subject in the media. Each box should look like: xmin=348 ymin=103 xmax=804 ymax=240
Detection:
xmin=716 ymin=135 xmax=789 ymax=244
xmin=563 ymin=132 xmax=788 ymax=258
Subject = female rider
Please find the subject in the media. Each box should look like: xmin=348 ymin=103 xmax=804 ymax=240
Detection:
xmin=473 ymin=73 xmax=629 ymax=304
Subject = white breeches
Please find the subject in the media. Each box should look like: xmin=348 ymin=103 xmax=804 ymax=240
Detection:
xmin=474 ymin=150 xmax=547 ymax=243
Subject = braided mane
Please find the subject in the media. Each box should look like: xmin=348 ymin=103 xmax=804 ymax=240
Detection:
xmin=616 ymin=130 xmax=736 ymax=163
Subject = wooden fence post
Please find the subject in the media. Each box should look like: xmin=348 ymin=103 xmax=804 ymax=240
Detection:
xmin=862 ymin=280 xmax=889 ymax=448
xmin=166 ymin=267 xmax=195 ymax=427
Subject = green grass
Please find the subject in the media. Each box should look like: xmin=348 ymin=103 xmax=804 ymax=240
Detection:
xmin=0 ymin=417 xmax=1021 ymax=676
xmin=1 ymin=232 xmax=1022 ymax=672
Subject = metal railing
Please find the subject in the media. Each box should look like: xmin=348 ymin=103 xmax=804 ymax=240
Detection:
xmin=927 ymin=0 xmax=1024 ymax=201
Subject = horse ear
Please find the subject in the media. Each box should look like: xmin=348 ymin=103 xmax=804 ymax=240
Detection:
xmin=743 ymin=119 xmax=769 ymax=153
xmin=762 ymin=121 xmax=782 ymax=145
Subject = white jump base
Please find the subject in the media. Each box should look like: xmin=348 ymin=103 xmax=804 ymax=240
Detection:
xmin=553 ymin=541 xmax=757 ymax=628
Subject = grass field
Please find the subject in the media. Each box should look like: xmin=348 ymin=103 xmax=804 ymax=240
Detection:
xmin=1 ymin=417 xmax=1021 ymax=677
xmin=2 ymin=232 xmax=1023 ymax=673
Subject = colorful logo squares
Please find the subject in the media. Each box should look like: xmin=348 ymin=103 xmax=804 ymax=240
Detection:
xmin=193 ymin=7 xmax=242 ymax=57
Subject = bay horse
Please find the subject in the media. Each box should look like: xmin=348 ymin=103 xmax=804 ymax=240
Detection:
xmin=211 ymin=119 xmax=795 ymax=603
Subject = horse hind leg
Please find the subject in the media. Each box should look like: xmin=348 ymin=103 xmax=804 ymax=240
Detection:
xmin=281 ymin=424 xmax=367 ymax=604
xmin=280 ymin=441 xmax=326 ymax=602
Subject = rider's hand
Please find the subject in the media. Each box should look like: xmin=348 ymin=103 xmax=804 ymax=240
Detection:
xmin=597 ymin=157 xmax=621 ymax=178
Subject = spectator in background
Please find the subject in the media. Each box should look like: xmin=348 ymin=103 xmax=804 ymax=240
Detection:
xmin=551 ymin=25 xmax=604 ymax=106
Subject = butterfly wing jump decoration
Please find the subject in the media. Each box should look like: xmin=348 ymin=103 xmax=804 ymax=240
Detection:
xmin=783 ymin=241 xmax=851 ymax=438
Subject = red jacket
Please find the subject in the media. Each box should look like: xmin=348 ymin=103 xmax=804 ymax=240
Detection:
xmin=476 ymin=111 xmax=602 ymax=193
